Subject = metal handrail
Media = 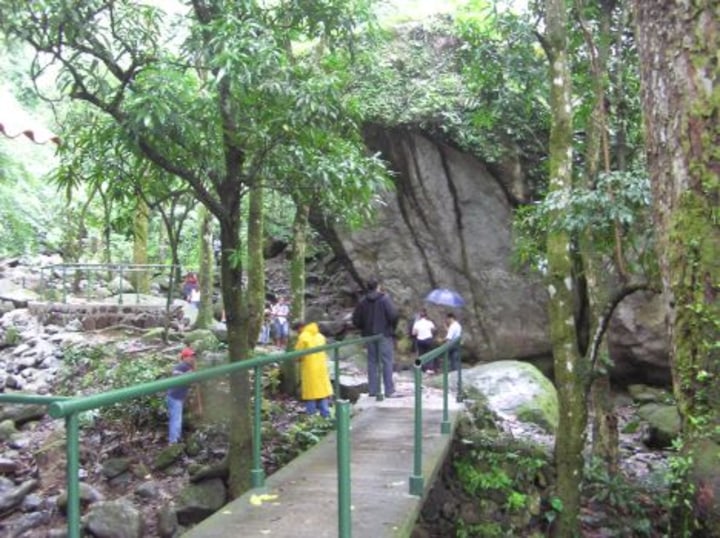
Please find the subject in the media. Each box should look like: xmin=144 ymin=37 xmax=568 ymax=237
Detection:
xmin=0 ymin=334 xmax=381 ymax=538
xmin=0 ymin=333 xmax=463 ymax=536
xmin=409 ymin=336 xmax=463 ymax=496
xmin=39 ymin=263 xmax=180 ymax=305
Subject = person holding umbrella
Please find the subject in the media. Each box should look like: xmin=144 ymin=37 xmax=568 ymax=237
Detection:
xmin=352 ymin=276 xmax=402 ymax=398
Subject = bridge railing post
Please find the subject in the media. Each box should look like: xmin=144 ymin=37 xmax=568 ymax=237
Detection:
xmin=333 ymin=348 xmax=341 ymax=406
xmin=336 ymin=400 xmax=352 ymax=538
xmin=251 ymin=364 xmax=265 ymax=488
xmin=61 ymin=265 xmax=67 ymax=304
xmin=441 ymin=348 xmax=450 ymax=434
xmin=118 ymin=265 xmax=124 ymax=305
xmin=409 ymin=362 xmax=424 ymax=496
xmin=65 ymin=412 xmax=81 ymax=538
xmin=456 ymin=340 xmax=464 ymax=403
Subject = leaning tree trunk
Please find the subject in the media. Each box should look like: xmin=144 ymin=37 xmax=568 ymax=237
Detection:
xmin=632 ymin=2 xmax=720 ymax=535
xmin=544 ymin=1 xmax=588 ymax=535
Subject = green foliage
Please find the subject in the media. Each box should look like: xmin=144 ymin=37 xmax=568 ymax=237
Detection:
xmin=584 ymin=457 xmax=661 ymax=536
xmin=666 ymin=437 xmax=697 ymax=535
xmin=350 ymin=8 xmax=548 ymax=187
xmin=543 ymin=496 xmax=563 ymax=526
xmin=57 ymin=344 xmax=112 ymax=392
xmin=0 ymin=0 xmax=392 ymax=276
xmin=101 ymin=353 xmax=168 ymax=429
xmin=265 ymin=412 xmax=335 ymax=469
xmin=455 ymin=459 xmax=512 ymax=495
xmin=453 ymin=432 xmax=552 ymax=534
xmin=456 ymin=519 xmax=504 ymax=538
xmin=506 ymin=490 xmax=528 ymax=511
xmin=0 ymin=146 xmax=62 ymax=256
xmin=57 ymin=344 xmax=168 ymax=433
xmin=3 ymin=326 xmax=21 ymax=346
xmin=512 ymin=166 xmax=655 ymax=275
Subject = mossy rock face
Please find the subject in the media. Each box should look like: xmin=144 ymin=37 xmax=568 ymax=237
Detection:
xmin=154 ymin=443 xmax=185 ymax=470
xmin=141 ymin=327 xmax=166 ymax=341
xmin=183 ymin=329 xmax=220 ymax=353
xmin=628 ymin=384 xmax=670 ymax=403
xmin=175 ymin=478 xmax=227 ymax=526
xmin=637 ymin=403 xmax=680 ymax=448
xmin=464 ymin=360 xmax=558 ymax=433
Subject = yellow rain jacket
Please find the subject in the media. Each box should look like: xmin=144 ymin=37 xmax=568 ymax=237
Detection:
xmin=295 ymin=322 xmax=333 ymax=401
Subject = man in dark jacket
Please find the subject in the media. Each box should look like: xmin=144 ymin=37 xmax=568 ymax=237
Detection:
xmin=352 ymin=277 xmax=401 ymax=398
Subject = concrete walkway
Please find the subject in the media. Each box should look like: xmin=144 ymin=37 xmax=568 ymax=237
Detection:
xmin=185 ymin=386 xmax=464 ymax=538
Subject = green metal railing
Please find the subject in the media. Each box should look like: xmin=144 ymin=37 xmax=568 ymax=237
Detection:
xmin=409 ymin=337 xmax=463 ymax=496
xmin=39 ymin=263 xmax=179 ymax=305
xmin=0 ymin=334 xmax=380 ymax=538
xmin=0 ymin=333 xmax=463 ymax=537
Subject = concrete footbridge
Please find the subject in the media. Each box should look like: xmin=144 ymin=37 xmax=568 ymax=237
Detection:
xmin=185 ymin=383 xmax=464 ymax=538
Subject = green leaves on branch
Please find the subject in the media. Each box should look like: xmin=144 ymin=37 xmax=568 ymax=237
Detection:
xmin=513 ymin=168 xmax=653 ymax=270
xmin=349 ymin=8 xmax=548 ymax=178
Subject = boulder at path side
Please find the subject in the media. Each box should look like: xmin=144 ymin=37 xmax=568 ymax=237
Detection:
xmin=84 ymin=499 xmax=144 ymax=538
xmin=175 ymin=477 xmax=227 ymax=526
xmin=464 ymin=360 xmax=559 ymax=434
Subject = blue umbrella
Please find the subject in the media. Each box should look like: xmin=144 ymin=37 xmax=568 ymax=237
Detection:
xmin=424 ymin=288 xmax=465 ymax=308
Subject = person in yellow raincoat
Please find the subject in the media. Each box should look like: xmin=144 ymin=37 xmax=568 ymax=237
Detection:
xmin=294 ymin=321 xmax=333 ymax=418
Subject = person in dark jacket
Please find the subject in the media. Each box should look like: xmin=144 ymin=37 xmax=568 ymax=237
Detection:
xmin=352 ymin=277 xmax=401 ymax=398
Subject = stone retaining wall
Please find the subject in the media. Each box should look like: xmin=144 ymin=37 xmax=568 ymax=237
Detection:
xmin=27 ymin=301 xmax=182 ymax=330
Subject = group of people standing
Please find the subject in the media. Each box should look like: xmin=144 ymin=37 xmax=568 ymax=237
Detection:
xmin=352 ymin=277 xmax=463 ymax=398
xmin=258 ymin=296 xmax=290 ymax=347
xmin=167 ymin=274 xmax=462 ymax=443
xmin=410 ymin=308 xmax=462 ymax=374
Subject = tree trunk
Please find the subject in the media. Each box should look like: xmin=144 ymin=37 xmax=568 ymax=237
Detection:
xmin=219 ymin=217 xmax=253 ymax=498
xmin=196 ymin=205 xmax=215 ymax=329
xmin=544 ymin=1 xmax=587 ymax=535
xmin=281 ymin=200 xmax=309 ymax=396
xmin=247 ymin=182 xmax=266 ymax=349
xmin=632 ymin=2 xmax=720 ymax=535
xmin=576 ymin=0 xmax=620 ymax=475
xmin=132 ymin=197 xmax=150 ymax=294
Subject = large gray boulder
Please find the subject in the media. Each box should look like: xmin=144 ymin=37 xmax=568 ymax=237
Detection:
xmin=325 ymin=128 xmax=549 ymax=361
xmin=607 ymin=291 xmax=670 ymax=387
xmin=464 ymin=360 xmax=558 ymax=433
xmin=84 ymin=499 xmax=143 ymax=538
xmin=175 ymin=478 xmax=227 ymax=526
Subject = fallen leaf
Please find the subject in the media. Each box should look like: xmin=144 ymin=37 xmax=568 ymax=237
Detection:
xmin=250 ymin=493 xmax=280 ymax=506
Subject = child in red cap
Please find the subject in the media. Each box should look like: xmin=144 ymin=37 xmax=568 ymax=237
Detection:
xmin=167 ymin=346 xmax=196 ymax=444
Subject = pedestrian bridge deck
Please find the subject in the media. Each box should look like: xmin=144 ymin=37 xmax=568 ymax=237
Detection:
xmin=184 ymin=392 xmax=463 ymax=538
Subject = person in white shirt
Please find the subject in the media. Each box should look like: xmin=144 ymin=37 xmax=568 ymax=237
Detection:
xmin=271 ymin=296 xmax=290 ymax=348
xmin=445 ymin=312 xmax=462 ymax=372
xmin=412 ymin=309 xmax=437 ymax=372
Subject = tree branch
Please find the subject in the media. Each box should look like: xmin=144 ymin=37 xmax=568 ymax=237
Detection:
xmin=587 ymin=281 xmax=658 ymax=381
